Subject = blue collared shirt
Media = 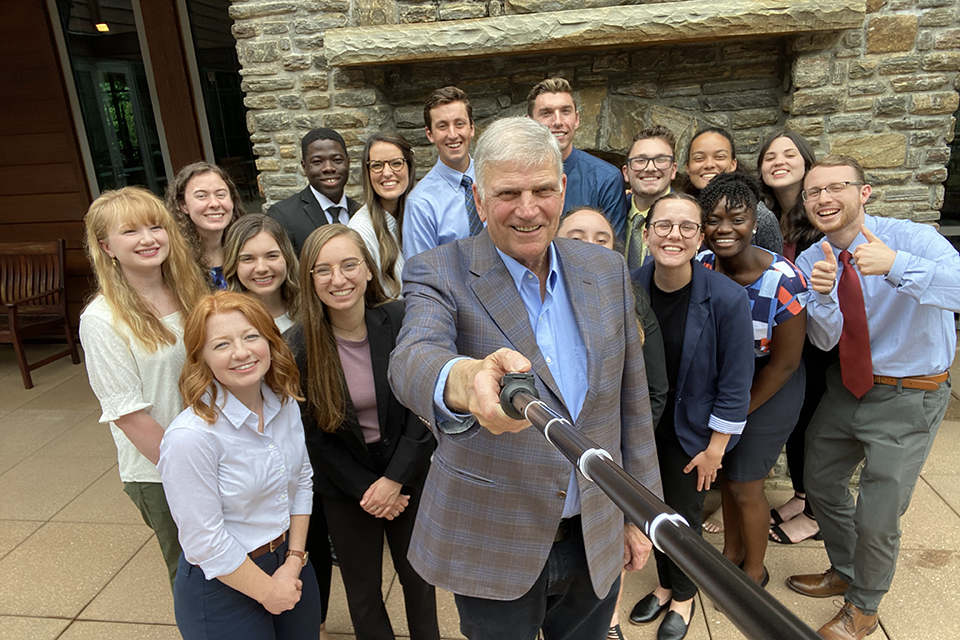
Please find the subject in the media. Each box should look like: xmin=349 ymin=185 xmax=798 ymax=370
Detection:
xmin=432 ymin=243 xmax=588 ymax=517
xmin=403 ymin=158 xmax=479 ymax=260
xmin=795 ymin=214 xmax=960 ymax=377
xmin=563 ymin=147 xmax=629 ymax=240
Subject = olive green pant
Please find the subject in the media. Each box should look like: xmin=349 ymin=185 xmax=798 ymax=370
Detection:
xmin=123 ymin=481 xmax=181 ymax=593
xmin=804 ymin=365 xmax=951 ymax=615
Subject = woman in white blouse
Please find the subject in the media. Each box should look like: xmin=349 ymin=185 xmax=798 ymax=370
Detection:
xmin=80 ymin=187 xmax=209 ymax=590
xmin=159 ymin=291 xmax=320 ymax=639
xmin=348 ymin=132 xmax=416 ymax=298
xmin=223 ymin=214 xmax=301 ymax=333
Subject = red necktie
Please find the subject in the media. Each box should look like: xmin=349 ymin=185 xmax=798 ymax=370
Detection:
xmin=837 ymin=250 xmax=873 ymax=398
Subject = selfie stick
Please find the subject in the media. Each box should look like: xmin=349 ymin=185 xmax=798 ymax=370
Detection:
xmin=498 ymin=373 xmax=819 ymax=640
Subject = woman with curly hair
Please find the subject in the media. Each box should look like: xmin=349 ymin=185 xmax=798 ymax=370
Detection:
xmin=160 ymin=291 xmax=320 ymax=640
xmin=80 ymin=186 xmax=208 ymax=589
xmin=348 ymin=132 xmax=416 ymax=298
xmin=697 ymin=172 xmax=808 ymax=585
xmin=223 ymin=214 xmax=301 ymax=333
xmin=166 ymin=162 xmax=247 ymax=289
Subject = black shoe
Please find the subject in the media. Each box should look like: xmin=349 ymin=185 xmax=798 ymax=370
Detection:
xmin=657 ymin=599 xmax=695 ymax=640
xmin=629 ymin=592 xmax=669 ymax=624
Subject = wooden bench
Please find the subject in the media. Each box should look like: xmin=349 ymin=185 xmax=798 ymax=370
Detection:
xmin=0 ymin=240 xmax=82 ymax=389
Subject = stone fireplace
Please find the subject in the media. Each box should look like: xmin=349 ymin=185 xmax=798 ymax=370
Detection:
xmin=232 ymin=0 xmax=960 ymax=223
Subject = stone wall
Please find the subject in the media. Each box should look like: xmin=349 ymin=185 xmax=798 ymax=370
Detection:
xmin=231 ymin=0 xmax=960 ymax=224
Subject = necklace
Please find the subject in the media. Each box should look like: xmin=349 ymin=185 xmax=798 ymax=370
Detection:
xmin=331 ymin=316 xmax=366 ymax=340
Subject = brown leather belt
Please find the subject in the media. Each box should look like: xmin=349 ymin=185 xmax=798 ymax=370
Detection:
xmin=249 ymin=532 xmax=286 ymax=559
xmin=555 ymin=515 xmax=581 ymax=543
xmin=873 ymin=372 xmax=948 ymax=392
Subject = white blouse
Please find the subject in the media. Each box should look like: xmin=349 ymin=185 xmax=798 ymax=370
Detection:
xmin=348 ymin=204 xmax=404 ymax=297
xmin=158 ymin=383 xmax=313 ymax=580
xmin=80 ymin=295 xmax=185 ymax=483
xmin=274 ymin=311 xmax=294 ymax=334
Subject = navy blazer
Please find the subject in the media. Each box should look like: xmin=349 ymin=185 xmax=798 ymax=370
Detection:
xmin=633 ymin=260 xmax=754 ymax=458
xmin=288 ymin=301 xmax=435 ymax=501
xmin=267 ymin=186 xmax=361 ymax=258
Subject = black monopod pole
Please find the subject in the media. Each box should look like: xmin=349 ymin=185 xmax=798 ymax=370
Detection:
xmin=498 ymin=373 xmax=820 ymax=640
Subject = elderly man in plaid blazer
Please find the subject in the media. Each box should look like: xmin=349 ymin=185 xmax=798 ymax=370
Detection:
xmin=389 ymin=117 xmax=662 ymax=640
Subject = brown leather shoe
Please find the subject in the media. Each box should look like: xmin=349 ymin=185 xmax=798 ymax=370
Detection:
xmin=817 ymin=602 xmax=879 ymax=639
xmin=786 ymin=566 xmax=850 ymax=598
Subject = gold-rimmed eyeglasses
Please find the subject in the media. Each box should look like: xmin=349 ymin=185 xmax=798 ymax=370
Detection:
xmin=310 ymin=259 xmax=364 ymax=282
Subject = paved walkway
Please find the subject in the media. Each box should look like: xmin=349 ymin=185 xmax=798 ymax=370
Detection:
xmin=0 ymin=343 xmax=957 ymax=640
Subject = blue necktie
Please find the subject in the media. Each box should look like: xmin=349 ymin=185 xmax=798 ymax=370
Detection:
xmin=461 ymin=175 xmax=484 ymax=237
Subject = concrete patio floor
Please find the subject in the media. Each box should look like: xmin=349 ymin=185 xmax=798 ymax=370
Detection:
xmin=0 ymin=343 xmax=958 ymax=640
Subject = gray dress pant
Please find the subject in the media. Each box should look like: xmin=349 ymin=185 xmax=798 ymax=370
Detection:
xmin=804 ymin=363 xmax=951 ymax=615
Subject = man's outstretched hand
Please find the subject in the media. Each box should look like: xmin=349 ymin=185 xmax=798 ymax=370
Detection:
xmin=445 ymin=348 xmax=533 ymax=434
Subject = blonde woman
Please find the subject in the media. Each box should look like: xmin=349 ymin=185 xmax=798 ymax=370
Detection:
xmin=166 ymin=162 xmax=247 ymax=289
xmin=160 ymin=291 xmax=319 ymax=640
xmin=224 ymin=214 xmax=301 ymax=333
xmin=348 ymin=132 xmax=416 ymax=298
xmin=80 ymin=186 xmax=208 ymax=589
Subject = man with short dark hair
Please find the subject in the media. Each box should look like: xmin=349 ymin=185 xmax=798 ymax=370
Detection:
xmin=788 ymin=155 xmax=960 ymax=640
xmin=403 ymin=86 xmax=480 ymax=259
xmin=527 ymin=78 xmax=628 ymax=239
xmin=622 ymin=126 xmax=677 ymax=269
xmin=268 ymin=128 xmax=360 ymax=257
xmin=389 ymin=116 xmax=660 ymax=639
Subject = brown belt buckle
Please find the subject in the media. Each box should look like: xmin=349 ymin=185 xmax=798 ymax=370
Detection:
xmin=269 ymin=533 xmax=285 ymax=552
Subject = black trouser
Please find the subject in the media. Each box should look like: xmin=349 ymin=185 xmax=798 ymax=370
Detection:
xmin=653 ymin=415 xmax=705 ymax=602
xmin=305 ymin=496 xmax=332 ymax=624
xmin=323 ymin=441 xmax=438 ymax=640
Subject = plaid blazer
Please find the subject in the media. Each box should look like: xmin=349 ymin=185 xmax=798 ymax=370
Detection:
xmin=389 ymin=231 xmax=662 ymax=600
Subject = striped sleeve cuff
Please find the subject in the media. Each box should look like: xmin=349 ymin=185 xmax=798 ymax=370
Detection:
xmin=708 ymin=414 xmax=746 ymax=435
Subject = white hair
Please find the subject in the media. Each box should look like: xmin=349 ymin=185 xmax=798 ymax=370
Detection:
xmin=473 ymin=117 xmax=563 ymax=198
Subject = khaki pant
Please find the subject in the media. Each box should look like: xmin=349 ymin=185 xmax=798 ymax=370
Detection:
xmin=804 ymin=364 xmax=951 ymax=614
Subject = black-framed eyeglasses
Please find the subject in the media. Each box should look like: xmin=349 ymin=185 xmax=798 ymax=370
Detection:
xmin=627 ymin=155 xmax=675 ymax=171
xmin=801 ymin=181 xmax=864 ymax=201
xmin=650 ymin=220 xmax=701 ymax=238
xmin=310 ymin=259 xmax=364 ymax=282
xmin=367 ymin=158 xmax=406 ymax=174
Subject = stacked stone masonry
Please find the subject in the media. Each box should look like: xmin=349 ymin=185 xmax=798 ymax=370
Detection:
xmin=232 ymin=0 xmax=960 ymax=223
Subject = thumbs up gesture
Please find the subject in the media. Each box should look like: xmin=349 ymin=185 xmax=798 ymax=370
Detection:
xmin=852 ymin=225 xmax=896 ymax=276
xmin=810 ymin=241 xmax=838 ymax=294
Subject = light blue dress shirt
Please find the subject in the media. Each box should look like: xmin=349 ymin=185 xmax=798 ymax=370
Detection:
xmin=403 ymin=158 xmax=478 ymax=260
xmin=432 ymin=244 xmax=588 ymax=518
xmin=795 ymin=214 xmax=960 ymax=377
xmin=159 ymin=383 xmax=313 ymax=580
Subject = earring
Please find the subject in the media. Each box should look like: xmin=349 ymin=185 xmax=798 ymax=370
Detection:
xmin=112 ymin=257 xmax=119 ymax=268
xmin=752 ymin=226 xmax=758 ymax=236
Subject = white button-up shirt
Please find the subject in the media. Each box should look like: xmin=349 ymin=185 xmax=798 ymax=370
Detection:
xmin=159 ymin=383 xmax=313 ymax=580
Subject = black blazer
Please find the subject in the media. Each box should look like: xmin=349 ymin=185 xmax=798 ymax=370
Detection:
xmin=287 ymin=301 xmax=436 ymax=502
xmin=267 ymin=186 xmax=361 ymax=258
xmin=633 ymin=260 xmax=754 ymax=458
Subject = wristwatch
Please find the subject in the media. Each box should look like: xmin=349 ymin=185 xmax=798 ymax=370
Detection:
xmin=285 ymin=549 xmax=309 ymax=567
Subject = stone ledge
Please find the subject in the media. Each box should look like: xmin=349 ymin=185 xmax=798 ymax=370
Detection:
xmin=325 ymin=0 xmax=866 ymax=66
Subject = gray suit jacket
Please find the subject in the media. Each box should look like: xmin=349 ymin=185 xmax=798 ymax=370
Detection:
xmin=267 ymin=186 xmax=361 ymax=258
xmin=388 ymin=230 xmax=661 ymax=600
